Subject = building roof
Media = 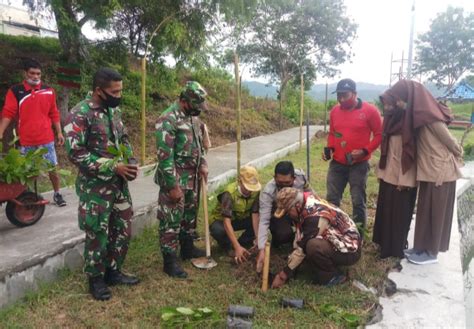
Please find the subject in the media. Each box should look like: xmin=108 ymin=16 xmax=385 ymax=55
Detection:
xmin=441 ymin=81 xmax=474 ymax=101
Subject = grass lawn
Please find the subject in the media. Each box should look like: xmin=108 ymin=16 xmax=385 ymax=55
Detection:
xmin=0 ymin=137 xmax=398 ymax=328
xmin=450 ymin=102 xmax=474 ymax=121
xmin=450 ymin=127 xmax=474 ymax=146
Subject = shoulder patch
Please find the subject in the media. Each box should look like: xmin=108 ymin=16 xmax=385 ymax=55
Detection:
xmin=10 ymin=84 xmax=27 ymax=104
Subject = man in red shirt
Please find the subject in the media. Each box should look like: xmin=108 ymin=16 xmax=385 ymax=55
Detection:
xmin=0 ymin=59 xmax=66 ymax=206
xmin=322 ymin=79 xmax=382 ymax=227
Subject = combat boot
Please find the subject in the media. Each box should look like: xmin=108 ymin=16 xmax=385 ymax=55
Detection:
xmin=88 ymin=276 xmax=111 ymax=301
xmin=163 ymin=252 xmax=188 ymax=278
xmin=180 ymin=236 xmax=205 ymax=260
xmin=104 ymin=269 xmax=140 ymax=286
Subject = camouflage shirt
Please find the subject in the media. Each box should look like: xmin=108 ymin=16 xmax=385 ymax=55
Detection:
xmin=64 ymin=94 xmax=133 ymax=191
xmin=154 ymin=102 xmax=207 ymax=190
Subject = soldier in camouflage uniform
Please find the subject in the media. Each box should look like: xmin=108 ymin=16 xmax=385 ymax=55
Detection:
xmin=65 ymin=68 xmax=139 ymax=301
xmin=155 ymin=81 xmax=209 ymax=278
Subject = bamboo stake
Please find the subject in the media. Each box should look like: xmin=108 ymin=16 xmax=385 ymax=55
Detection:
xmin=140 ymin=57 xmax=146 ymax=166
xmin=261 ymin=241 xmax=271 ymax=292
xmin=234 ymin=50 xmax=241 ymax=177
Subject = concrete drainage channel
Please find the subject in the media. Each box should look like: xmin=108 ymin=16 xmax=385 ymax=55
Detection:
xmin=457 ymin=178 xmax=474 ymax=328
xmin=366 ymin=173 xmax=473 ymax=328
xmin=0 ymin=141 xmax=303 ymax=309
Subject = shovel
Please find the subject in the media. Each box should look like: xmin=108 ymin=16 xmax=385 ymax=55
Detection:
xmin=191 ymin=178 xmax=217 ymax=269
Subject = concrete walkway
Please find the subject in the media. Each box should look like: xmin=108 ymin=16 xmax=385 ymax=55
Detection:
xmin=370 ymin=166 xmax=473 ymax=328
xmin=0 ymin=126 xmax=319 ymax=308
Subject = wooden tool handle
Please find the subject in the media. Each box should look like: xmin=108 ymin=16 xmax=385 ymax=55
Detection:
xmin=261 ymin=241 xmax=271 ymax=292
xmin=201 ymin=178 xmax=211 ymax=258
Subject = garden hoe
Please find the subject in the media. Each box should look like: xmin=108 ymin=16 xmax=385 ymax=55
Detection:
xmin=191 ymin=178 xmax=217 ymax=269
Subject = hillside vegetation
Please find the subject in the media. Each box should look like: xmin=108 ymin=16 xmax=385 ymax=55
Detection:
xmin=0 ymin=34 xmax=329 ymax=164
xmin=1 ymin=34 xmax=472 ymax=165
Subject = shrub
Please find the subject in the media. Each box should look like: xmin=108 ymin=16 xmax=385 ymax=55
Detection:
xmin=0 ymin=148 xmax=53 ymax=186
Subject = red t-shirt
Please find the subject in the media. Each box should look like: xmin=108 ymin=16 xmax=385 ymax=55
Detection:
xmin=327 ymin=99 xmax=382 ymax=165
xmin=2 ymin=81 xmax=60 ymax=146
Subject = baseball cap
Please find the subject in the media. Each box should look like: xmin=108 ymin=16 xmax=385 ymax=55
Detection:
xmin=239 ymin=165 xmax=261 ymax=192
xmin=333 ymin=78 xmax=356 ymax=94
xmin=274 ymin=187 xmax=299 ymax=218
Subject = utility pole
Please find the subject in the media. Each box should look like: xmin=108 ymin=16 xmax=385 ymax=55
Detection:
xmin=407 ymin=0 xmax=416 ymax=79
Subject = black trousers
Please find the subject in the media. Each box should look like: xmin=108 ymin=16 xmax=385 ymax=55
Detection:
xmin=326 ymin=160 xmax=369 ymax=227
xmin=210 ymin=218 xmax=255 ymax=250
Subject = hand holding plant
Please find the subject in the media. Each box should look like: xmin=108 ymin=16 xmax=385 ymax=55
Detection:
xmin=107 ymin=144 xmax=138 ymax=181
xmin=114 ymin=163 xmax=138 ymax=181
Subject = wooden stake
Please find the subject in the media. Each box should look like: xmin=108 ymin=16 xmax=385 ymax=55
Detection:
xmin=234 ymin=50 xmax=241 ymax=177
xmin=299 ymin=73 xmax=304 ymax=149
xmin=261 ymin=241 xmax=271 ymax=292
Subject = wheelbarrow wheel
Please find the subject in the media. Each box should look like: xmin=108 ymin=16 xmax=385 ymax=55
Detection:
xmin=6 ymin=191 xmax=46 ymax=227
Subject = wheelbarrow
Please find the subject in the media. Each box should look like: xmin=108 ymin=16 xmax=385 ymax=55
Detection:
xmin=0 ymin=181 xmax=49 ymax=227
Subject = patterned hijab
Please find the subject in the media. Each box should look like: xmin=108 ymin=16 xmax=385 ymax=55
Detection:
xmin=379 ymin=80 xmax=453 ymax=173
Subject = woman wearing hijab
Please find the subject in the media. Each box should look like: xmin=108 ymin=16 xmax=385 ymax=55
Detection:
xmin=373 ymin=90 xmax=417 ymax=259
xmin=378 ymin=80 xmax=463 ymax=265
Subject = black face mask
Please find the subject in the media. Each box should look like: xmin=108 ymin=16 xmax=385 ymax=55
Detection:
xmin=100 ymin=89 xmax=121 ymax=108
xmin=188 ymin=108 xmax=201 ymax=116
xmin=185 ymin=95 xmax=204 ymax=116
xmin=183 ymin=100 xmax=202 ymax=116
xmin=276 ymin=182 xmax=293 ymax=191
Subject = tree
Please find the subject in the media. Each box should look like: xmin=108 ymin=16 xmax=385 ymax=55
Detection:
xmin=241 ymin=0 xmax=356 ymax=128
xmin=24 ymin=0 xmax=120 ymax=122
xmin=205 ymin=0 xmax=260 ymax=174
xmin=415 ymin=6 xmax=474 ymax=91
xmin=465 ymin=75 xmax=474 ymax=87
xmin=113 ymin=0 xmax=209 ymax=63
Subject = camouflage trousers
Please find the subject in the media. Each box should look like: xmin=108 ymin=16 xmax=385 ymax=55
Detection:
xmin=77 ymin=182 xmax=133 ymax=277
xmin=157 ymin=187 xmax=198 ymax=255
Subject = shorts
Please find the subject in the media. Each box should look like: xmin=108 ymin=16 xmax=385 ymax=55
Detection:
xmin=20 ymin=141 xmax=58 ymax=166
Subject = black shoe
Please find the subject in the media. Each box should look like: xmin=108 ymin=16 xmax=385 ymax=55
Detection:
xmin=88 ymin=276 xmax=111 ymax=301
xmin=180 ymin=236 xmax=205 ymax=260
xmin=163 ymin=252 xmax=188 ymax=278
xmin=104 ymin=269 xmax=140 ymax=286
xmin=53 ymin=192 xmax=66 ymax=207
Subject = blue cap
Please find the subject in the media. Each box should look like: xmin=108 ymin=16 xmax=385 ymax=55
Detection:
xmin=333 ymin=79 xmax=356 ymax=93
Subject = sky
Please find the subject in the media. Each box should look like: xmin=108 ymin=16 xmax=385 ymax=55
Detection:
xmin=328 ymin=0 xmax=474 ymax=85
